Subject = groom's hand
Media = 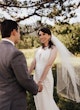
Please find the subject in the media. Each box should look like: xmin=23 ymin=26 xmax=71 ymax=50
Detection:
xmin=38 ymin=82 xmax=43 ymax=92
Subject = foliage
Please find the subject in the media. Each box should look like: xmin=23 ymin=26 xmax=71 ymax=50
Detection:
xmin=0 ymin=0 xmax=80 ymax=33
xmin=0 ymin=35 xmax=1 ymax=40
xmin=16 ymin=35 xmax=40 ymax=49
xmin=17 ymin=23 xmax=80 ymax=54
xmin=26 ymin=93 xmax=36 ymax=110
xmin=51 ymin=23 xmax=80 ymax=54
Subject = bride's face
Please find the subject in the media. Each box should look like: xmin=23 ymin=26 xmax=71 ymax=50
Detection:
xmin=38 ymin=31 xmax=51 ymax=45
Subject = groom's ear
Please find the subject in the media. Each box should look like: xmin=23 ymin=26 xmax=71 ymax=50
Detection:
xmin=11 ymin=29 xmax=17 ymax=36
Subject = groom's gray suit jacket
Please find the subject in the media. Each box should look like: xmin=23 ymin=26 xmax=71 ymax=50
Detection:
xmin=0 ymin=41 xmax=38 ymax=110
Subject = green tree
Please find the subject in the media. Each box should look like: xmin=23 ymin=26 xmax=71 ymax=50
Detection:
xmin=51 ymin=23 xmax=80 ymax=54
xmin=0 ymin=0 xmax=80 ymax=33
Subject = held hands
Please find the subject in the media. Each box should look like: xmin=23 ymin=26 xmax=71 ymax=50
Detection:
xmin=38 ymin=81 xmax=43 ymax=92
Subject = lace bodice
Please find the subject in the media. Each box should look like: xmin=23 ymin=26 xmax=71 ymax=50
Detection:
xmin=34 ymin=47 xmax=52 ymax=81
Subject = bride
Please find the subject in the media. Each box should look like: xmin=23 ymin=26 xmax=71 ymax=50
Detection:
xmin=29 ymin=27 xmax=80 ymax=110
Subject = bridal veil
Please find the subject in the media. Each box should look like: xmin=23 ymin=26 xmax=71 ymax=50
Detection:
xmin=51 ymin=35 xmax=80 ymax=103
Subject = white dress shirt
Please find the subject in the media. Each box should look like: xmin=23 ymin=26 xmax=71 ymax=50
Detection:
xmin=2 ymin=38 xmax=15 ymax=46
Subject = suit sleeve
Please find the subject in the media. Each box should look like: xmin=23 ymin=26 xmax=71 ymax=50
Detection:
xmin=10 ymin=51 xmax=38 ymax=95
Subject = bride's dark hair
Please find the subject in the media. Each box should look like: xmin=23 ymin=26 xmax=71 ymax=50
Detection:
xmin=38 ymin=27 xmax=54 ymax=48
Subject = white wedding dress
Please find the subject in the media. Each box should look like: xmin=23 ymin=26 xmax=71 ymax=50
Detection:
xmin=34 ymin=47 xmax=59 ymax=110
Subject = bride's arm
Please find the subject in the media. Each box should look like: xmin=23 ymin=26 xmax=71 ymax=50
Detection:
xmin=38 ymin=46 xmax=57 ymax=83
xmin=28 ymin=48 xmax=38 ymax=74
xmin=28 ymin=58 xmax=36 ymax=74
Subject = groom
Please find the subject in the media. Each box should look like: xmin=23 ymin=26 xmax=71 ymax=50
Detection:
xmin=0 ymin=19 xmax=42 ymax=110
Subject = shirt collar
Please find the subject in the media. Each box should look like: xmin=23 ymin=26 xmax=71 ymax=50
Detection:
xmin=2 ymin=38 xmax=15 ymax=46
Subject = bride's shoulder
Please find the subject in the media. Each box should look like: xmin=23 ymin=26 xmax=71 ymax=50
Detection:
xmin=35 ymin=47 xmax=42 ymax=52
xmin=51 ymin=46 xmax=57 ymax=54
xmin=51 ymin=45 xmax=57 ymax=50
xmin=36 ymin=47 xmax=42 ymax=50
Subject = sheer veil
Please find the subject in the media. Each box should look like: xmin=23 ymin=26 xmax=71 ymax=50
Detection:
xmin=51 ymin=34 xmax=80 ymax=103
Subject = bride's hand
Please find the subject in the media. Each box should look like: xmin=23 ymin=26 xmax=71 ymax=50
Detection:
xmin=38 ymin=81 xmax=43 ymax=92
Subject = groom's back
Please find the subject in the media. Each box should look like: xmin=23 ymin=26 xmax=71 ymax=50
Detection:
xmin=0 ymin=41 xmax=23 ymax=96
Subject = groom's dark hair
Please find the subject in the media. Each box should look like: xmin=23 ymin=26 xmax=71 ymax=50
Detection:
xmin=1 ymin=19 xmax=18 ymax=38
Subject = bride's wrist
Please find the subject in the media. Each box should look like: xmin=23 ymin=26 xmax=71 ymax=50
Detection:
xmin=38 ymin=80 xmax=43 ymax=84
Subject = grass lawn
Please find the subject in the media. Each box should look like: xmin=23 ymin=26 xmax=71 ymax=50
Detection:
xmin=20 ymin=48 xmax=36 ymax=66
xmin=20 ymin=48 xmax=80 ymax=66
